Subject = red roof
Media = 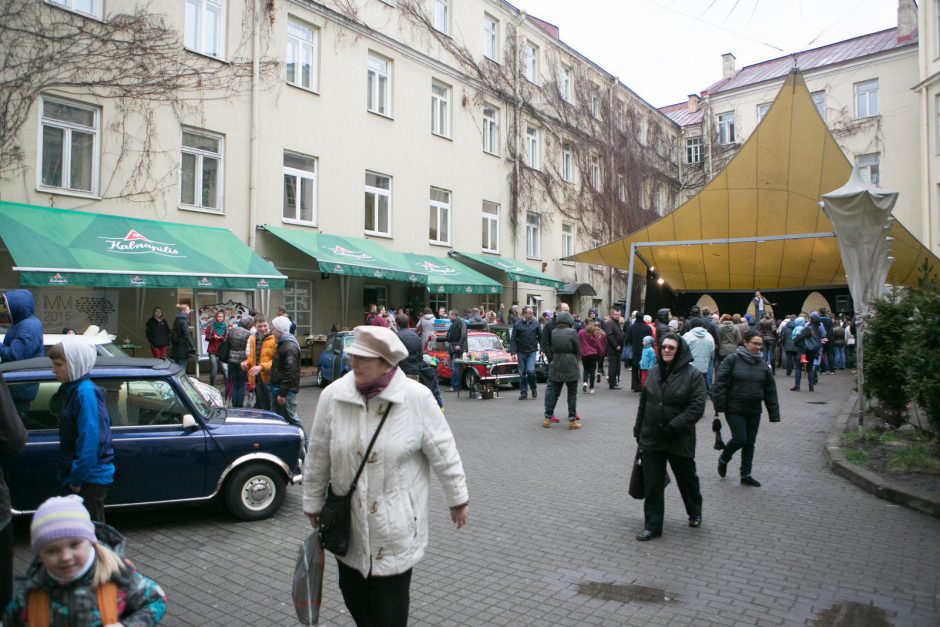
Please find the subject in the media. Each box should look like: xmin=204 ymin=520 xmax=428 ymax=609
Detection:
xmin=658 ymin=102 xmax=704 ymax=128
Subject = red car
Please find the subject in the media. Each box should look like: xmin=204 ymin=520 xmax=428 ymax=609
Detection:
xmin=427 ymin=331 xmax=519 ymax=390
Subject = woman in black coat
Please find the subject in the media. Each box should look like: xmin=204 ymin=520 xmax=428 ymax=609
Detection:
xmin=633 ymin=332 xmax=706 ymax=541
xmin=712 ymin=330 xmax=781 ymax=487
xmin=145 ymin=306 xmax=171 ymax=359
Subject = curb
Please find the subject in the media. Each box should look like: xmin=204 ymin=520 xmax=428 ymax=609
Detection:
xmin=824 ymin=393 xmax=940 ymax=519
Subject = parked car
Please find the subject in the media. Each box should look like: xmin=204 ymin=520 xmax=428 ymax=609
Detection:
xmin=317 ymin=330 xmax=354 ymax=386
xmin=427 ymin=331 xmax=519 ymax=389
xmin=0 ymin=356 xmax=305 ymax=521
xmin=0 ymin=330 xmax=129 ymax=357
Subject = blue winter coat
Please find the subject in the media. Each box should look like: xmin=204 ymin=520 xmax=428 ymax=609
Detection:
xmin=58 ymin=376 xmax=115 ymax=489
xmin=1 ymin=290 xmax=44 ymax=405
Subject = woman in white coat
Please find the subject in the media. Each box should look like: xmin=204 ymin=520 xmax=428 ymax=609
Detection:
xmin=303 ymin=325 xmax=469 ymax=626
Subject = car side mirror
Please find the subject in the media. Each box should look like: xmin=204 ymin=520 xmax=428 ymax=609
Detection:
xmin=182 ymin=414 xmax=199 ymax=429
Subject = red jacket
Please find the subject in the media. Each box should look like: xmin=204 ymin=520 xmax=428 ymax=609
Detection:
xmin=578 ymin=328 xmax=606 ymax=357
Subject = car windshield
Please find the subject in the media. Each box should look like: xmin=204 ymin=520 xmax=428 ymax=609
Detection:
xmin=177 ymin=371 xmax=211 ymax=416
xmin=468 ymin=335 xmax=503 ymax=352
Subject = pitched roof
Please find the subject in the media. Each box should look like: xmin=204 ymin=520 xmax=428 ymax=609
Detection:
xmin=658 ymin=102 xmax=704 ymax=128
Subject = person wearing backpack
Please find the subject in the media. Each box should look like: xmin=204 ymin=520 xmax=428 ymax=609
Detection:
xmin=781 ymin=316 xmax=804 ymax=376
xmin=716 ymin=314 xmax=742 ymax=368
xmin=791 ymin=312 xmax=825 ymax=392
xmin=4 ymin=495 xmax=166 ymax=626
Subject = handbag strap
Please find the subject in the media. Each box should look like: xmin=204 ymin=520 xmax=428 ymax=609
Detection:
xmin=348 ymin=402 xmax=393 ymax=493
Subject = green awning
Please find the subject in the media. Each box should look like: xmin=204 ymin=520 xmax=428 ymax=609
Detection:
xmin=403 ymin=253 xmax=503 ymax=294
xmin=262 ymin=225 xmax=427 ymax=284
xmin=0 ymin=202 xmax=285 ymax=289
xmin=449 ymin=251 xmax=565 ymax=290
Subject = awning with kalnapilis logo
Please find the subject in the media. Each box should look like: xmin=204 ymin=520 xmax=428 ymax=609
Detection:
xmin=0 ymin=202 xmax=286 ymax=289
xmin=261 ymin=225 xmax=428 ymax=284
xmin=403 ymin=253 xmax=503 ymax=294
xmin=448 ymin=251 xmax=565 ymax=290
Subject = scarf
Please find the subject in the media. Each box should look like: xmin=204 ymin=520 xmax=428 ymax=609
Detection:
xmin=47 ymin=543 xmax=97 ymax=584
xmin=209 ymin=319 xmax=227 ymax=338
xmin=356 ymin=366 xmax=398 ymax=399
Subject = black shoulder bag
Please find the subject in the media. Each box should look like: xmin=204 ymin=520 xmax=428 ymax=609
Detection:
xmin=319 ymin=402 xmax=393 ymax=556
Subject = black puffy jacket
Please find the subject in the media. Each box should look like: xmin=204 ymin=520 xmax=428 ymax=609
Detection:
xmin=633 ymin=339 xmax=706 ymax=458
xmin=711 ymin=348 xmax=781 ymax=420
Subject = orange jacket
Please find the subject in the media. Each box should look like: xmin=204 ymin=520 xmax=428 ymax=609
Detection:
xmin=242 ymin=333 xmax=276 ymax=384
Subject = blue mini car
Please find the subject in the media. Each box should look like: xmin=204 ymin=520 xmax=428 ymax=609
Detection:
xmin=317 ymin=331 xmax=354 ymax=387
xmin=0 ymin=357 xmax=305 ymax=521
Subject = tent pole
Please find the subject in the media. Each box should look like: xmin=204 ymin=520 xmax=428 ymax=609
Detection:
xmin=625 ymin=243 xmax=636 ymax=317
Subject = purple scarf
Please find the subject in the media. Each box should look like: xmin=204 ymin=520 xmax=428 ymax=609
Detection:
xmin=356 ymin=366 xmax=398 ymax=399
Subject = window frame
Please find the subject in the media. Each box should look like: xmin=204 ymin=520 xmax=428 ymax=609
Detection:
xmin=717 ymin=111 xmax=735 ymax=145
xmin=283 ymin=279 xmax=313 ymax=337
xmin=44 ymin=0 xmax=102 ymax=19
xmin=561 ymin=222 xmax=575 ymax=265
xmin=523 ymin=41 xmax=539 ymax=84
xmin=179 ymin=127 xmax=224 ymax=213
xmin=590 ymin=93 xmax=600 ymax=119
xmin=526 ymin=212 xmax=541 ymax=260
xmin=855 ymin=79 xmax=879 ymax=119
xmin=431 ymin=80 xmax=451 ymax=138
xmin=686 ymin=137 xmax=703 ymax=164
xmin=482 ymin=200 xmax=500 ymax=253
xmin=756 ymin=102 xmax=771 ymax=123
xmin=364 ymin=170 xmax=392 ymax=236
xmin=37 ymin=96 xmax=100 ymax=196
xmin=561 ymin=144 xmax=573 ymax=183
xmin=590 ymin=154 xmax=601 ymax=192
xmin=184 ymin=0 xmax=226 ymax=59
xmin=282 ymin=151 xmax=317 ymax=226
xmin=429 ymin=186 xmax=451 ymax=246
xmin=286 ymin=17 xmax=319 ymax=92
xmin=432 ymin=0 xmax=449 ymax=35
xmin=559 ymin=66 xmax=572 ymax=102
xmin=857 ymin=153 xmax=880 ymax=187
xmin=483 ymin=104 xmax=499 ymax=155
xmin=525 ymin=125 xmax=540 ymax=170
xmin=367 ymin=52 xmax=392 ymax=117
xmin=811 ymin=90 xmax=826 ymax=121
xmin=617 ymin=174 xmax=625 ymax=202
xmin=483 ymin=13 xmax=498 ymax=61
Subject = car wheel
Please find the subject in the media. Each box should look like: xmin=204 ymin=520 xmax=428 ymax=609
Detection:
xmin=462 ymin=368 xmax=478 ymax=391
xmin=224 ymin=463 xmax=286 ymax=521
xmin=316 ymin=368 xmax=325 ymax=387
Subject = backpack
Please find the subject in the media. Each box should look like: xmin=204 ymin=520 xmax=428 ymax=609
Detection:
xmin=801 ymin=326 xmax=822 ymax=352
xmin=28 ymin=582 xmax=118 ymax=626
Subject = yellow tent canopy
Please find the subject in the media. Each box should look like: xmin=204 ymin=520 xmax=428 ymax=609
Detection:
xmin=566 ymin=70 xmax=940 ymax=291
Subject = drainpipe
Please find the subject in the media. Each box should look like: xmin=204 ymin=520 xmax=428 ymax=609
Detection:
xmin=248 ymin=0 xmax=261 ymax=248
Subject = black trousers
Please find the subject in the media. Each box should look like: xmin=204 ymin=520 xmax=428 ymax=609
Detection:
xmin=640 ymin=449 xmax=702 ymax=533
xmin=544 ymin=379 xmax=578 ymax=419
xmin=720 ymin=413 xmax=761 ymax=477
xmin=581 ymin=355 xmax=600 ymax=387
xmin=65 ymin=483 xmax=108 ymax=523
xmin=631 ymin=358 xmax=642 ymax=391
xmin=606 ymin=353 xmax=621 ymax=386
xmin=0 ymin=521 xmax=13 ymax=617
xmin=337 ymin=559 xmax=412 ymax=627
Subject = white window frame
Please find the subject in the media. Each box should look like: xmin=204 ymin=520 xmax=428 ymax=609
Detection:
xmin=591 ymin=93 xmax=600 ymax=119
xmin=284 ymin=279 xmax=313 ymax=337
xmin=282 ymin=151 xmax=317 ymax=226
xmin=855 ymin=80 xmax=879 ymax=119
xmin=561 ymin=144 xmax=573 ymax=182
xmin=523 ymin=41 xmax=538 ymax=84
xmin=526 ymin=212 xmax=541 ymax=259
xmin=590 ymin=154 xmax=601 ymax=192
xmin=482 ymin=201 xmax=499 ymax=253
xmin=37 ymin=96 xmax=100 ymax=196
xmin=616 ymin=103 xmax=625 ymax=131
xmin=525 ymin=125 xmax=540 ymax=170
xmin=483 ymin=14 xmax=498 ymax=61
xmin=811 ymin=90 xmax=826 ymax=121
xmin=364 ymin=171 xmax=392 ymax=236
xmin=717 ymin=111 xmax=735 ymax=145
xmin=936 ymin=94 xmax=940 ymax=154
xmin=429 ymin=292 xmax=449 ymax=314
xmin=432 ymin=0 xmax=449 ymax=34
xmin=185 ymin=0 xmax=225 ymax=59
xmin=286 ymin=17 xmax=318 ymax=92
xmin=560 ymin=66 xmax=572 ymax=102
xmin=857 ymin=153 xmax=880 ymax=187
xmin=431 ymin=80 xmax=451 ymax=138
xmin=483 ymin=105 xmax=499 ymax=155
xmin=561 ymin=223 xmax=574 ymax=265
xmin=686 ymin=137 xmax=702 ymax=164
xmin=617 ymin=175 xmax=625 ymax=202
xmin=45 ymin=0 xmax=102 ymax=18
xmin=591 ymin=238 xmax=603 ymax=270
xmin=429 ymin=187 xmax=451 ymax=245
xmin=179 ymin=128 xmax=223 ymax=212
xmin=756 ymin=102 xmax=771 ymax=123
xmin=367 ymin=52 xmax=392 ymax=117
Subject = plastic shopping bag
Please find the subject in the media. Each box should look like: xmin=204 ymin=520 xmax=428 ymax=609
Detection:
xmin=292 ymin=530 xmax=325 ymax=625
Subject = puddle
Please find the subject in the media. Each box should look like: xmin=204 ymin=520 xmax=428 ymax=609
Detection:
xmin=577 ymin=581 xmax=672 ymax=603
xmin=814 ymin=602 xmax=891 ymax=626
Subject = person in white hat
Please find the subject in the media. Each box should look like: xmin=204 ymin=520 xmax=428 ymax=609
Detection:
xmin=302 ymin=325 xmax=469 ymax=625
xmin=269 ymin=316 xmax=304 ymax=443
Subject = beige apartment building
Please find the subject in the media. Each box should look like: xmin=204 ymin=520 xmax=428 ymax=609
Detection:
xmin=0 ymin=0 xmax=678 ymax=344
xmin=916 ymin=0 xmax=940 ymax=253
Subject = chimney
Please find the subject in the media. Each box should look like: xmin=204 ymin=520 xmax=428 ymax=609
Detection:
xmin=722 ymin=53 xmax=736 ymax=79
xmin=896 ymin=0 xmax=917 ymax=43
xmin=687 ymin=94 xmax=700 ymax=113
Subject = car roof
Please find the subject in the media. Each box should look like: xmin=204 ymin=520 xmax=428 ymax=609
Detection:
xmin=0 ymin=356 xmax=180 ymax=375
xmin=0 ymin=333 xmax=115 ymax=346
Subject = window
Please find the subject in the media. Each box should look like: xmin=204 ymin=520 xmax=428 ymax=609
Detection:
xmin=523 ymin=41 xmax=538 ymax=83
xmin=429 ymin=187 xmax=451 ymax=244
xmin=432 ymin=0 xmax=449 ymax=34
xmin=483 ymin=14 xmax=498 ymax=61
xmin=936 ymin=94 xmax=940 ymax=154
xmin=637 ymin=117 xmax=648 ymax=145
xmin=364 ymin=285 xmax=388 ymax=309
xmin=367 ymin=53 xmax=391 ymax=116
xmin=559 ymin=66 xmax=572 ymax=102
xmin=431 ymin=80 xmax=450 ymax=137
xmin=38 ymin=97 xmax=99 ymax=194
xmin=284 ymin=280 xmax=312 ymax=336
xmin=482 ymin=201 xmax=499 ymax=252
xmin=364 ymin=171 xmax=391 ymax=235
xmin=526 ymin=213 xmax=541 ymax=259
xmin=617 ymin=175 xmax=625 ymax=202
xmin=429 ymin=293 xmax=449 ymax=314
xmin=616 ymin=103 xmax=625 ymax=131
xmin=717 ymin=111 xmax=735 ymax=144
xmin=686 ymin=137 xmax=702 ymax=164
xmin=857 ymin=153 xmax=880 ymax=187
xmin=561 ymin=144 xmax=573 ymax=182
xmin=180 ymin=129 xmax=222 ymax=211
xmin=185 ymin=0 xmax=225 ymax=58
xmin=590 ymin=93 xmax=600 ymax=119
xmin=855 ymin=80 xmax=879 ymax=118
xmin=591 ymin=238 xmax=603 ymax=270
xmin=483 ymin=105 xmax=499 ymax=155
xmin=525 ymin=125 xmax=540 ymax=170
xmin=45 ymin=0 xmax=101 ymax=18
xmin=286 ymin=18 xmax=318 ymax=91
xmin=283 ymin=151 xmax=317 ymax=224
xmin=812 ymin=90 xmax=826 ymax=121
xmin=590 ymin=154 xmax=601 ymax=191
xmin=561 ymin=223 xmax=574 ymax=262
xmin=756 ymin=102 xmax=771 ymax=122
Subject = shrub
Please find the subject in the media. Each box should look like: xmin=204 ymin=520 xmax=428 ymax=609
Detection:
xmin=903 ymin=271 xmax=940 ymax=434
xmin=864 ymin=288 xmax=914 ymax=425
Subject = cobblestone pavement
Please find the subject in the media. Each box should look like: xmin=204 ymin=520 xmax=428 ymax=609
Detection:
xmin=12 ymin=368 xmax=940 ymax=625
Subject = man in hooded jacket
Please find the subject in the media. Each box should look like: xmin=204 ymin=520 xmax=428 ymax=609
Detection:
xmin=653 ymin=308 xmax=672 ymax=349
xmin=633 ymin=332 xmax=706 ymax=541
xmin=0 ymin=290 xmax=44 ymax=413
